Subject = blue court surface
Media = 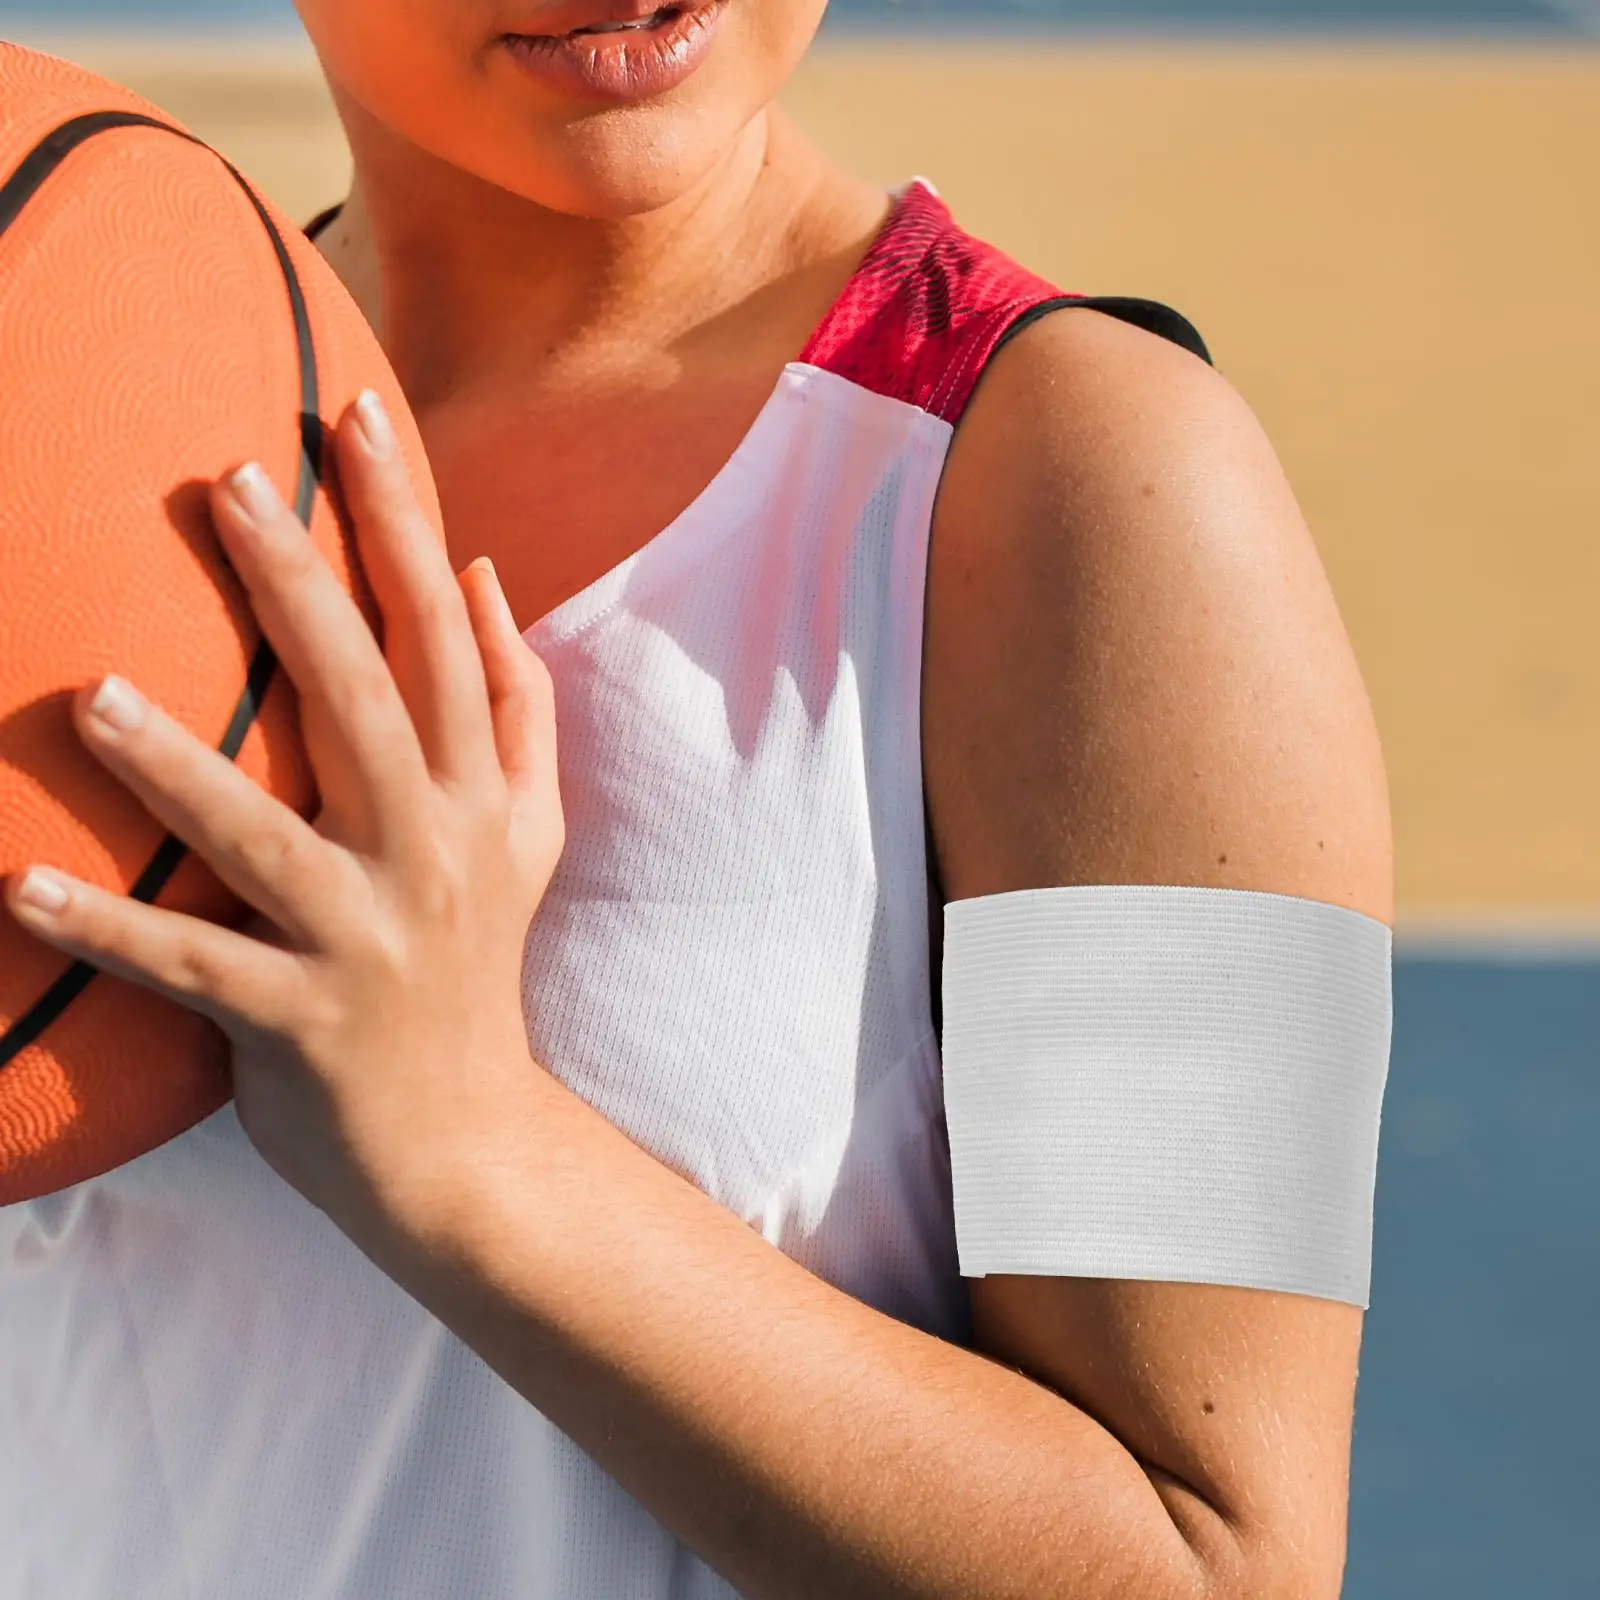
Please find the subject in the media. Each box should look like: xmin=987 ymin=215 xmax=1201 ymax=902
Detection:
xmin=1347 ymin=955 xmax=1599 ymax=1599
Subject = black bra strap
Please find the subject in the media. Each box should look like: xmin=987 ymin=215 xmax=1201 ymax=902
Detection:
xmin=304 ymin=203 xmax=342 ymax=243
xmin=996 ymin=295 xmax=1213 ymax=368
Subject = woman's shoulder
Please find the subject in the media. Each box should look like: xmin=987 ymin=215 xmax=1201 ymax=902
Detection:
xmin=922 ymin=301 xmax=1393 ymax=924
xmin=943 ymin=300 xmax=1254 ymax=532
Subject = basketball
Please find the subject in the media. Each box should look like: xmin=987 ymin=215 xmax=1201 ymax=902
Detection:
xmin=0 ymin=45 xmax=443 ymax=1205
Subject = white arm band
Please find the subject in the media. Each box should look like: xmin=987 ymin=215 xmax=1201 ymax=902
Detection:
xmin=941 ymin=886 xmax=1392 ymax=1307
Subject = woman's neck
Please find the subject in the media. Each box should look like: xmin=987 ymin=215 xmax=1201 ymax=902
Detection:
xmin=306 ymin=96 xmax=890 ymax=626
xmin=314 ymin=100 xmax=884 ymax=410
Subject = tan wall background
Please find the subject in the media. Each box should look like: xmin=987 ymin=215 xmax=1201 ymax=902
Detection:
xmin=33 ymin=36 xmax=1600 ymax=922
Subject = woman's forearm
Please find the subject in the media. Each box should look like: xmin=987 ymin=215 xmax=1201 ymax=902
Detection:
xmin=376 ymin=1065 xmax=1236 ymax=1600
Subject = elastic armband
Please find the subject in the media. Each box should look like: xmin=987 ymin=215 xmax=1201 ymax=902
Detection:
xmin=941 ymin=886 xmax=1392 ymax=1307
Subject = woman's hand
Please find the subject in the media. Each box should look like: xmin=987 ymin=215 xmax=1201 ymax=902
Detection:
xmin=4 ymin=391 xmax=563 ymax=1247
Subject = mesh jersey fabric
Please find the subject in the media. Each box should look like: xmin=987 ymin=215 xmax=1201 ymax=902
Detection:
xmin=0 ymin=179 xmax=1205 ymax=1599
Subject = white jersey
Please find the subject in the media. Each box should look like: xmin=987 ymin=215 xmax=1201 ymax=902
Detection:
xmin=0 ymin=180 xmax=1206 ymax=1599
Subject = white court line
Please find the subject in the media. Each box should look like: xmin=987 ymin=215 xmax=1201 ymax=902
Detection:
xmin=1397 ymin=909 xmax=1600 ymax=961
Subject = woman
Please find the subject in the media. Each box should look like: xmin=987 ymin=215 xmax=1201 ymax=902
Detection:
xmin=3 ymin=3 xmax=1392 ymax=1597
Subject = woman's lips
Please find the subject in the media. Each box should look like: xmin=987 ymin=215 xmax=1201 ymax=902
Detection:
xmin=502 ymin=3 xmax=726 ymax=103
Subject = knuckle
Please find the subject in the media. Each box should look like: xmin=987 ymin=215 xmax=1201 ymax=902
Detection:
xmin=410 ymin=571 xmax=468 ymax=638
xmin=513 ymin=798 xmax=565 ymax=885
xmin=265 ymin=528 xmax=324 ymax=589
xmin=394 ymin=505 xmax=436 ymax=550
xmin=524 ymin=646 xmax=553 ymax=687
xmin=361 ymin=445 xmax=416 ymax=504
xmin=413 ymin=858 xmax=470 ymax=928
xmin=402 ymin=827 xmax=482 ymax=929
xmin=364 ymin=918 xmax=416 ymax=983
xmin=457 ymin=778 xmax=513 ymax=833
xmin=324 ymin=660 xmax=395 ymax=730
xmin=57 ymin=887 xmax=113 ymax=951
xmin=361 ymin=467 xmax=424 ymax=536
xmin=234 ymin=820 xmax=304 ymax=886
xmin=522 ymin=648 xmax=557 ymax=707
xmin=169 ymin=935 xmax=228 ymax=1000
xmin=346 ymin=881 xmax=416 ymax=971
xmin=290 ymin=964 xmax=347 ymax=1044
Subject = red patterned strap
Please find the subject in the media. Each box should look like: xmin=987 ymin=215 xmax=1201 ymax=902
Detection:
xmin=799 ymin=179 xmax=1210 ymax=424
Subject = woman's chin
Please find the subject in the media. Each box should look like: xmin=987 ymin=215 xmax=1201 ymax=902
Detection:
xmin=534 ymin=152 xmax=721 ymax=219
xmin=479 ymin=107 xmax=761 ymax=221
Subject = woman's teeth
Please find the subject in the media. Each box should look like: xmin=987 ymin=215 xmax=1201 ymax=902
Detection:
xmin=573 ymin=9 xmax=675 ymax=33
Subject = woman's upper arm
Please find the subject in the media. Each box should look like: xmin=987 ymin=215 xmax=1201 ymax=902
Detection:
xmin=922 ymin=308 xmax=1393 ymax=1599
xmin=925 ymin=306 xmax=1391 ymax=917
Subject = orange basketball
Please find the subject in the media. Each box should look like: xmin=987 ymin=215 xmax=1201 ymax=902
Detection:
xmin=0 ymin=46 xmax=443 ymax=1204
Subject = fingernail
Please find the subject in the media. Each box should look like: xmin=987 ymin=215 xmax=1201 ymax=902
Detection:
xmin=229 ymin=462 xmax=281 ymax=523
xmin=88 ymin=675 xmax=148 ymax=735
xmin=355 ymin=390 xmax=395 ymax=459
xmin=15 ymin=869 xmax=70 ymax=918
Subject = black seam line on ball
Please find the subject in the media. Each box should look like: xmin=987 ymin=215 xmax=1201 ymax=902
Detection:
xmin=0 ymin=111 xmax=323 ymax=1074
